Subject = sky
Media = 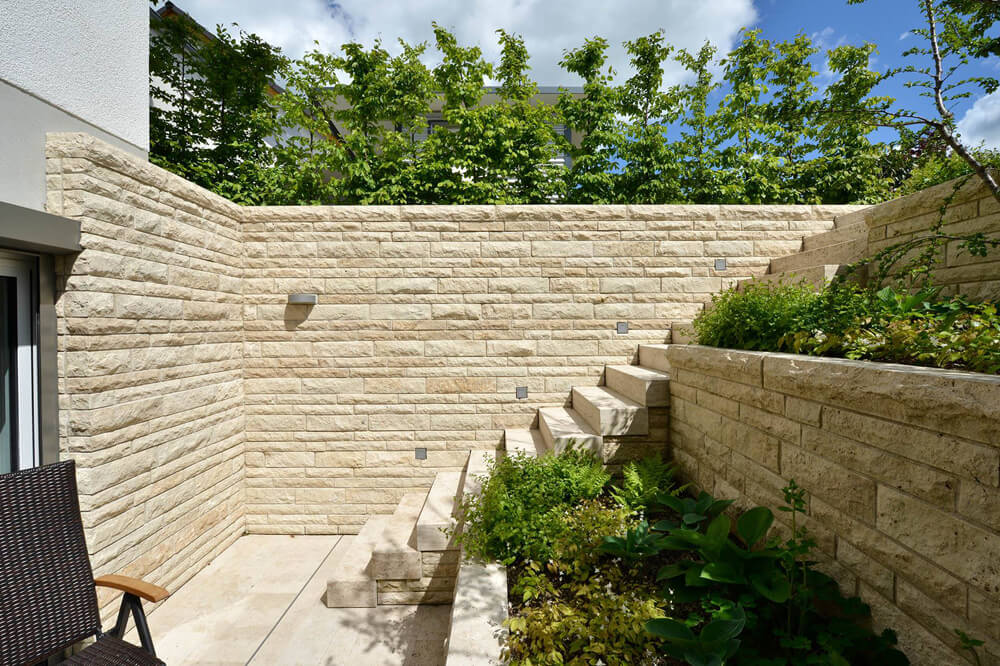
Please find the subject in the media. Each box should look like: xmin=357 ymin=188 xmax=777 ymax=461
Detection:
xmin=160 ymin=0 xmax=999 ymax=148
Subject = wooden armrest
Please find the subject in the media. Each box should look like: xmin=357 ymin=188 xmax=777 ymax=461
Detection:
xmin=95 ymin=574 xmax=170 ymax=603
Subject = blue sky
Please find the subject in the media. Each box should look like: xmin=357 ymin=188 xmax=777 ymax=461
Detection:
xmin=165 ymin=0 xmax=999 ymax=147
xmin=756 ymin=0 xmax=999 ymax=147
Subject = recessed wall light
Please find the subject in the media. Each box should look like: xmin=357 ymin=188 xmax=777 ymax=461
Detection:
xmin=715 ymin=258 xmax=727 ymax=271
xmin=288 ymin=293 xmax=318 ymax=305
xmin=515 ymin=386 xmax=528 ymax=399
xmin=616 ymin=321 xmax=629 ymax=334
xmin=414 ymin=448 xmax=427 ymax=460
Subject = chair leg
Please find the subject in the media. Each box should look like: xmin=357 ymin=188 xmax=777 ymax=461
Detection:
xmin=108 ymin=592 xmax=157 ymax=658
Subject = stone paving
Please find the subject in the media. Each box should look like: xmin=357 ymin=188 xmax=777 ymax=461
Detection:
xmin=130 ymin=535 xmax=450 ymax=665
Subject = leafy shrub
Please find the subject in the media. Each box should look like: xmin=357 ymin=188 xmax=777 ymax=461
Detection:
xmin=611 ymin=454 xmax=681 ymax=513
xmin=457 ymin=450 xmax=610 ymax=565
xmin=504 ymin=501 xmax=668 ymax=666
xmin=695 ymin=279 xmax=1000 ymax=375
xmin=692 ymin=282 xmax=819 ymax=351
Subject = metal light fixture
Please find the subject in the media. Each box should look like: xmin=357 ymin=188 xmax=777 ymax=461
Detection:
xmin=288 ymin=293 xmax=318 ymax=305
xmin=616 ymin=321 xmax=629 ymax=334
xmin=515 ymin=386 xmax=528 ymax=399
xmin=414 ymin=448 xmax=427 ymax=460
xmin=714 ymin=258 xmax=727 ymax=271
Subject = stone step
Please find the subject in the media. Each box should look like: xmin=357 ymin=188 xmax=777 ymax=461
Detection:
xmin=769 ymin=236 xmax=867 ymax=274
xmin=638 ymin=344 xmax=672 ymax=372
xmin=371 ymin=492 xmax=426 ymax=581
xmin=802 ymin=222 xmax=867 ymax=252
xmin=503 ymin=428 xmax=548 ymax=458
xmin=604 ymin=365 xmax=670 ymax=407
xmin=416 ymin=471 xmax=464 ymax=552
xmin=737 ymin=264 xmax=843 ymax=292
xmin=461 ymin=450 xmax=496 ymax=500
xmin=325 ymin=514 xmax=387 ymax=608
xmin=571 ymin=386 xmax=648 ymax=436
xmin=537 ymin=407 xmax=602 ymax=455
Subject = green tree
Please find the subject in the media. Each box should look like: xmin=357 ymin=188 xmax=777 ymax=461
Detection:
xmin=849 ymin=0 xmax=1000 ymax=202
xmin=616 ymin=31 xmax=683 ymax=203
xmin=558 ymin=37 xmax=623 ymax=203
xmin=149 ymin=11 xmax=285 ymax=203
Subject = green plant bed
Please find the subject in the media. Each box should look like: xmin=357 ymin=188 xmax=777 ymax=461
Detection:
xmin=458 ymin=451 xmax=912 ymax=666
xmin=693 ymin=281 xmax=1000 ymax=374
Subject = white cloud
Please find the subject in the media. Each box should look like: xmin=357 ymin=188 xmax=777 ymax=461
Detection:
xmin=957 ymin=91 xmax=1000 ymax=150
xmin=158 ymin=0 xmax=757 ymax=86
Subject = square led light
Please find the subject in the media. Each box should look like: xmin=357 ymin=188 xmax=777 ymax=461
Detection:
xmin=616 ymin=321 xmax=629 ymax=334
xmin=515 ymin=386 xmax=528 ymax=399
xmin=714 ymin=258 xmax=727 ymax=271
xmin=414 ymin=448 xmax=427 ymax=460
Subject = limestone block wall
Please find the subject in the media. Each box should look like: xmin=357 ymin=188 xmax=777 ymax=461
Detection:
xmin=240 ymin=204 xmax=847 ymax=534
xmin=46 ymin=134 xmax=247 ymax=614
xmin=855 ymin=172 xmax=1000 ymax=298
xmin=665 ymin=344 xmax=1000 ymax=665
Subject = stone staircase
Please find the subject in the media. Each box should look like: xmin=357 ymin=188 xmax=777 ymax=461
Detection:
xmin=323 ymin=342 xmax=674 ymax=610
xmin=503 ymin=344 xmax=672 ymax=463
xmin=739 ymin=208 xmax=870 ymax=290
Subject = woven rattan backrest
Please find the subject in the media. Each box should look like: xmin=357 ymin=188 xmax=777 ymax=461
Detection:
xmin=0 ymin=460 xmax=101 ymax=666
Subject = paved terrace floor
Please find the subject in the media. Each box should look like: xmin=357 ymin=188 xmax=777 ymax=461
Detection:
xmin=127 ymin=535 xmax=451 ymax=666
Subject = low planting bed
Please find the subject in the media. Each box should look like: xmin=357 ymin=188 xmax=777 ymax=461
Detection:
xmin=456 ymin=451 xmax=919 ymax=666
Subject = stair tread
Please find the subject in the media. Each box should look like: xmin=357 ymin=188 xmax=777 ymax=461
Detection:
xmin=572 ymin=386 xmax=648 ymax=436
xmin=802 ymin=222 xmax=866 ymax=251
xmin=325 ymin=515 xmax=387 ymax=607
xmin=537 ymin=407 xmax=601 ymax=437
xmin=573 ymin=385 xmax=644 ymax=410
xmin=372 ymin=492 xmax=425 ymax=580
xmin=770 ymin=236 xmax=867 ymax=274
xmin=605 ymin=365 xmax=671 ymax=407
xmin=503 ymin=428 xmax=548 ymax=458
xmin=738 ymin=264 xmax=843 ymax=291
xmin=416 ymin=471 xmax=464 ymax=552
xmin=606 ymin=364 xmax=670 ymax=381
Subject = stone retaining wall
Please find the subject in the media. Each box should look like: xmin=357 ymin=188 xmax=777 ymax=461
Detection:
xmin=666 ymin=344 xmax=1000 ymax=665
xmin=851 ymin=172 xmax=1000 ymax=298
xmin=240 ymin=203 xmax=845 ymax=534
xmin=46 ymin=134 xmax=247 ymax=617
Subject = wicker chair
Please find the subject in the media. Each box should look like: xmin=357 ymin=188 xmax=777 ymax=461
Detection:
xmin=0 ymin=461 xmax=169 ymax=666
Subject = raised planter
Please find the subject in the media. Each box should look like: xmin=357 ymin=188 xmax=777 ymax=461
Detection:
xmin=665 ymin=344 xmax=1000 ymax=664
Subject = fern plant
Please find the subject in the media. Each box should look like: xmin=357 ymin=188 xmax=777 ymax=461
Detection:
xmin=611 ymin=454 xmax=681 ymax=513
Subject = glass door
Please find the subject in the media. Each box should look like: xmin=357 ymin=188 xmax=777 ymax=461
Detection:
xmin=0 ymin=252 xmax=38 ymax=473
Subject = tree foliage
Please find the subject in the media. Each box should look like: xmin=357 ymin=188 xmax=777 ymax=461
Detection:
xmin=149 ymin=3 xmax=997 ymax=207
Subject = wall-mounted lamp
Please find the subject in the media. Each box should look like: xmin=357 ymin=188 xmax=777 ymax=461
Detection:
xmin=288 ymin=293 xmax=318 ymax=305
xmin=714 ymin=258 xmax=728 ymax=271
xmin=616 ymin=321 xmax=629 ymax=334
xmin=515 ymin=386 xmax=528 ymax=399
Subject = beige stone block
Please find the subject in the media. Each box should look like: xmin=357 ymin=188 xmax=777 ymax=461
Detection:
xmin=704 ymin=240 xmax=753 ymax=256
xmin=377 ymin=278 xmax=436 ymax=294
xmin=315 ymin=451 xmax=366 ymax=468
xmin=782 ymin=444 xmax=876 ymax=522
xmin=364 ymin=377 xmax=426 ymax=393
xmin=784 ymin=396 xmax=820 ymax=426
xmin=532 ymin=303 xmax=593 ymax=319
xmin=374 ymin=341 xmax=424 ymax=356
xmin=370 ymin=304 xmax=430 ymax=320
xmin=660 ymin=278 xmax=722 ymax=293
xmin=488 ymin=277 xmax=548 ymax=293
xmin=877 ymin=486 xmax=1000 ymax=597
xmin=312 ymin=341 xmax=374 ymax=357
xmin=668 ymin=345 xmax=764 ymax=387
xmin=368 ymin=413 xmax=430 ymax=431
xmin=801 ymin=426 xmax=956 ymax=509
xmin=424 ymin=340 xmax=485 ymax=357
xmin=431 ymin=304 xmax=481 ymax=320
xmin=306 ymin=415 xmax=369 ymax=432
xmin=531 ymin=241 xmax=592 ymax=257
xmin=763 ymin=353 xmax=1000 ymax=446
xmin=657 ymin=241 xmax=704 ymax=256
xmin=820 ymin=406 xmax=998 ymax=485
xmin=426 ymin=377 xmax=496 ymax=393
xmin=265 ymin=452 xmax=315 ymax=467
